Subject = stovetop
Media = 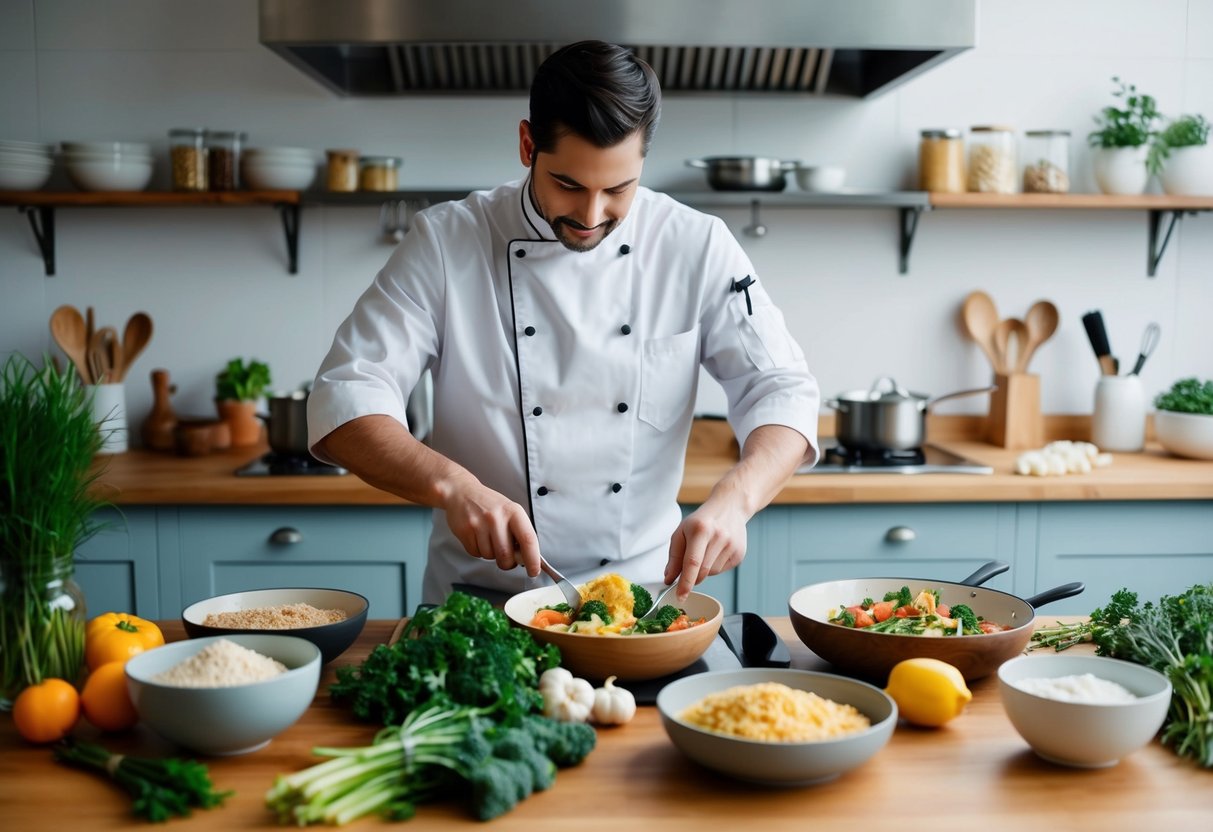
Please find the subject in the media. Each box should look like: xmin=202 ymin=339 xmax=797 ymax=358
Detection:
xmin=797 ymin=439 xmax=993 ymax=475
xmin=235 ymin=452 xmax=349 ymax=477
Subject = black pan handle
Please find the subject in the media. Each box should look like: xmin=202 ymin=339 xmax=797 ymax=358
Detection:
xmin=1026 ymin=582 xmax=1085 ymax=609
xmin=958 ymin=560 xmax=1010 ymax=587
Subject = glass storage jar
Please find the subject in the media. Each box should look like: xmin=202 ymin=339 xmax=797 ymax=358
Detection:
xmin=1021 ymin=130 xmax=1071 ymax=193
xmin=0 ymin=560 xmax=86 ymax=709
xmin=359 ymin=156 xmax=402 ymax=192
xmin=170 ymin=128 xmax=208 ymax=192
xmin=918 ymin=128 xmax=965 ymax=193
xmin=206 ymin=130 xmax=246 ymax=191
xmin=967 ymin=126 xmax=1017 ymax=193
xmin=326 ymin=149 xmax=360 ymax=192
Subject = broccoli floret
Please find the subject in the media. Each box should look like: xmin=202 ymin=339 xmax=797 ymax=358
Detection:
xmin=469 ymin=756 xmax=534 ymax=821
xmin=631 ymin=584 xmax=654 ymax=618
xmin=576 ymin=599 xmax=612 ymax=624
xmin=861 ymin=597 xmax=875 ymax=608
xmin=541 ymin=602 xmax=573 ymax=615
xmin=633 ymin=604 xmax=682 ymax=634
xmin=830 ymin=608 xmax=857 ymax=628
xmin=883 ymin=586 xmax=913 ymax=608
xmin=489 ymin=727 xmax=556 ymax=792
xmin=949 ymin=603 xmax=980 ymax=633
xmin=519 ymin=714 xmax=596 ymax=768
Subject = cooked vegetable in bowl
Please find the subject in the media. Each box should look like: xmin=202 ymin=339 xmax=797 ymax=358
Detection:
xmin=829 ymin=585 xmax=1010 ymax=636
xmin=530 ymin=573 xmax=708 ymax=635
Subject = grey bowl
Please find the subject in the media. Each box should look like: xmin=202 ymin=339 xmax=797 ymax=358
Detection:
xmin=181 ymin=587 xmax=368 ymax=664
xmin=125 ymin=634 xmax=320 ymax=755
xmin=656 ymin=668 xmax=897 ymax=786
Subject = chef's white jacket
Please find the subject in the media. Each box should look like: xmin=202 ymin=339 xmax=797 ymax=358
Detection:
xmin=309 ymin=178 xmax=820 ymax=603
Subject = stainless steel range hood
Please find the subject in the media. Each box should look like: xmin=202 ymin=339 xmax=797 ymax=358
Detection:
xmin=259 ymin=0 xmax=976 ymax=98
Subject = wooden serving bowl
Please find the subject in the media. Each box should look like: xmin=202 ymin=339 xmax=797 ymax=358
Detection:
xmin=503 ymin=584 xmax=723 ymax=682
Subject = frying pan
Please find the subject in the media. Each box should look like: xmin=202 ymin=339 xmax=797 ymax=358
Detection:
xmin=788 ymin=563 xmax=1083 ymax=683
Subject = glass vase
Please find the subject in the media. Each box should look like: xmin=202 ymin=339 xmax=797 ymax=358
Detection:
xmin=0 ymin=560 xmax=87 ymax=710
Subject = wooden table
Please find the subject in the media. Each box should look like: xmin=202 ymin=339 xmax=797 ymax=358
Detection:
xmin=2 ymin=619 xmax=1209 ymax=829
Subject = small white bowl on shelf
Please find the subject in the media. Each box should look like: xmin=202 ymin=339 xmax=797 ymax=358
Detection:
xmin=242 ymin=159 xmax=317 ymax=190
xmin=62 ymin=140 xmax=151 ymax=156
xmin=1154 ymin=410 xmax=1213 ymax=460
xmin=0 ymin=159 xmax=54 ymax=190
xmin=65 ymin=155 xmax=154 ymax=191
xmin=795 ymin=164 xmax=847 ymax=193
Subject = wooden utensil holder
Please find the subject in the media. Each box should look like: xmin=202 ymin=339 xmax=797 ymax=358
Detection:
xmin=988 ymin=373 xmax=1043 ymax=449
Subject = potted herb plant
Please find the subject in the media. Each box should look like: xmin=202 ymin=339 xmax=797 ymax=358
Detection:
xmin=1088 ymin=77 xmax=1160 ymax=195
xmin=1153 ymin=378 xmax=1213 ymax=460
xmin=215 ymin=357 xmax=271 ymax=447
xmin=1149 ymin=114 xmax=1213 ymax=196
xmin=0 ymin=354 xmax=107 ymax=708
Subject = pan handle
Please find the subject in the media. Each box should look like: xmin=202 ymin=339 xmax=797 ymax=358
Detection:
xmin=958 ymin=560 xmax=1010 ymax=587
xmin=1025 ymin=581 xmax=1085 ymax=609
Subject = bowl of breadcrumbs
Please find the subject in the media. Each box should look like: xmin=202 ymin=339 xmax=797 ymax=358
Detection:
xmin=182 ymin=587 xmax=368 ymax=664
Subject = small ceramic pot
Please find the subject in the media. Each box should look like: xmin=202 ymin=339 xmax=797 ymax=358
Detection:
xmin=216 ymin=399 xmax=263 ymax=447
xmin=1158 ymin=145 xmax=1213 ymax=196
xmin=1092 ymin=146 xmax=1149 ymax=195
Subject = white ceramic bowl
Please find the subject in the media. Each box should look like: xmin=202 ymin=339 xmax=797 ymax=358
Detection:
xmin=656 ymin=668 xmax=897 ymax=786
xmin=795 ymin=164 xmax=847 ymax=193
xmin=62 ymin=140 xmax=151 ymax=156
xmin=0 ymin=139 xmax=55 ymax=155
xmin=1154 ymin=410 xmax=1213 ymax=460
xmin=242 ymin=159 xmax=317 ymax=190
xmin=0 ymin=161 xmax=54 ymax=190
xmin=0 ymin=148 xmax=54 ymax=165
xmin=125 ymin=633 xmax=320 ymax=755
xmin=998 ymin=654 xmax=1171 ymax=768
xmin=66 ymin=156 xmax=153 ymax=191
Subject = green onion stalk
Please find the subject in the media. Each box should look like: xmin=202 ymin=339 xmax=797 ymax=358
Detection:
xmin=0 ymin=354 xmax=109 ymax=708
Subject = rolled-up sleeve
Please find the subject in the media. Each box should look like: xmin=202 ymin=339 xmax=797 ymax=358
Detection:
xmin=308 ymin=212 xmax=446 ymax=461
xmin=697 ymin=218 xmax=820 ymax=465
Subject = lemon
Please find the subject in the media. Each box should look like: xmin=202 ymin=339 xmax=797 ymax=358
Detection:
xmin=884 ymin=658 xmax=972 ymax=727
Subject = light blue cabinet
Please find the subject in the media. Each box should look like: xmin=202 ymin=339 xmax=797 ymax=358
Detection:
xmin=74 ymin=507 xmax=161 ymax=618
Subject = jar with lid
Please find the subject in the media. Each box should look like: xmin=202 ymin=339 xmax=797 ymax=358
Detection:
xmin=1021 ymin=130 xmax=1071 ymax=193
xmin=326 ymin=149 xmax=360 ymax=192
xmin=967 ymin=126 xmax=1017 ymax=193
xmin=206 ymin=130 xmax=246 ymax=191
xmin=169 ymin=128 xmax=208 ymax=192
xmin=918 ymin=128 xmax=965 ymax=192
xmin=359 ymin=156 xmax=402 ymax=192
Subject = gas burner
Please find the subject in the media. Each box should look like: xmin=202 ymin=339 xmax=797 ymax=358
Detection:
xmin=235 ymin=452 xmax=349 ymax=477
xmin=824 ymin=444 xmax=927 ymax=467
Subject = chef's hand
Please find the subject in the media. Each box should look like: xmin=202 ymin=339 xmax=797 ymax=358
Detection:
xmin=441 ymin=476 xmax=542 ymax=577
xmin=665 ymin=499 xmax=749 ymax=602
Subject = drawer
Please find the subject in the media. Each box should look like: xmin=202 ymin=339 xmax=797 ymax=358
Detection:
xmin=74 ymin=507 xmax=160 ymax=618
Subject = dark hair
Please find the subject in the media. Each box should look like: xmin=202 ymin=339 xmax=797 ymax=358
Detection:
xmin=529 ymin=40 xmax=662 ymax=157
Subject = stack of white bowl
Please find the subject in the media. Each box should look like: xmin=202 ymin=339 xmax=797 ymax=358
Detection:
xmin=63 ymin=141 xmax=154 ymax=191
xmin=242 ymin=147 xmax=317 ymax=190
xmin=0 ymin=140 xmax=56 ymax=190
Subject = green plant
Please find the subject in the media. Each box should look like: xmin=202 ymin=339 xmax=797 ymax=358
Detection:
xmin=1154 ymin=377 xmax=1213 ymax=415
xmin=214 ymin=357 xmax=271 ymax=402
xmin=1088 ymin=76 xmax=1160 ymax=150
xmin=1148 ymin=114 xmax=1212 ymax=174
xmin=0 ymin=354 xmax=108 ymax=706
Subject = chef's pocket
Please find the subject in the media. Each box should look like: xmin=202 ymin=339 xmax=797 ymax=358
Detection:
xmin=736 ymin=303 xmax=804 ymax=372
xmin=640 ymin=328 xmax=699 ymax=432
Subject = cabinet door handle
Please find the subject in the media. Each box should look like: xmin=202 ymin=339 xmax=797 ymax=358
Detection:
xmin=269 ymin=527 xmax=303 ymax=545
xmin=885 ymin=526 xmax=917 ymax=543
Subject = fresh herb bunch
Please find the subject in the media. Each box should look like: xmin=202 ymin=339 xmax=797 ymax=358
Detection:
xmin=1148 ymin=114 xmax=1212 ymax=174
xmin=1088 ymin=76 xmax=1160 ymax=149
xmin=1154 ymin=377 xmax=1213 ymax=415
xmin=54 ymin=738 xmax=233 ymax=822
xmin=330 ymin=591 xmax=561 ymax=726
xmin=215 ymin=357 xmax=272 ymax=401
xmin=1030 ymin=584 xmax=1213 ymax=767
xmin=0 ymin=355 xmax=108 ymax=702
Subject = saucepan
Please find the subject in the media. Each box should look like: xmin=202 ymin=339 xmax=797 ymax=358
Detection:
xmin=263 ymin=389 xmax=310 ymax=456
xmin=685 ymin=156 xmax=799 ymax=192
xmin=787 ymin=561 xmax=1083 ymax=682
xmin=827 ymin=376 xmax=997 ymax=451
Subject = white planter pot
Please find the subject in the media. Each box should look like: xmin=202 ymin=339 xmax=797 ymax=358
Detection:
xmin=1092 ymin=146 xmax=1149 ymax=195
xmin=1159 ymin=145 xmax=1213 ymax=196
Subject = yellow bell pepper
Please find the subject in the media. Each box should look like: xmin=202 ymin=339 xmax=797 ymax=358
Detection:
xmin=85 ymin=612 xmax=165 ymax=671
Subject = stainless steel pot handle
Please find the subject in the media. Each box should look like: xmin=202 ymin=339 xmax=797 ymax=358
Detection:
xmin=685 ymin=158 xmax=709 ymax=168
xmin=780 ymin=159 xmax=801 ymax=171
xmin=926 ymin=385 xmax=998 ymax=409
xmin=269 ymin=527 xmax=303 ymax=545
xmin=884 ymin=526 xmax=917 ymax=543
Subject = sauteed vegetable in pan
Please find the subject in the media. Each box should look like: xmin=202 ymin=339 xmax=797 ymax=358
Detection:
xmin=530 ymin=573 xmax=707 ymax=635
xmin=829 ymin=586 xmax=1011 ymax=635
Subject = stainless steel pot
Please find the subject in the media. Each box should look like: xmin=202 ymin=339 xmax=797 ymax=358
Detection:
xmin=265 ymin=390 xmax=310 ymax=456
xmin=685 ymin=156 xmax=798 ymax=192
xmin=827 ymin=377 xmax=996 ymax=451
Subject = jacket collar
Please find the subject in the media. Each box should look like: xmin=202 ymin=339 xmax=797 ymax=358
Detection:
xmin=515 ymin=174 xmax=637 ymax=246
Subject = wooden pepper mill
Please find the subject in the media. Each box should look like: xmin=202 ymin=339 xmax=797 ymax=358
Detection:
xmin=141 ymin=368 xmax=179 ymax=451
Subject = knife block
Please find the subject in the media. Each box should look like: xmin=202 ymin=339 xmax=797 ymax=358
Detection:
xmin=988 ymin=372 xmax=1043 ymax=449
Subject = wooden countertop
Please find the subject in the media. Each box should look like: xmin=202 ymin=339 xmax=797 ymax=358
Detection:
xmin=91 ymin=416 xmax=1213 ymax=506
xmin=2 ymin=618 xmax=1208 ymax=830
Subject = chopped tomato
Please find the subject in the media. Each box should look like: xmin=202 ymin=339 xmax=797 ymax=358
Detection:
xmin=853 ymin=610 xmax=876 ymax=628
xmin=895 ymin=605 xmax=920 ymax=618
xmin=666 ymin=614 xmax=692 ymax=632
xmin=871 ymin=601 xmax=895 ymax=622
xmin=531 ymin=609 xmax=572 ymax=628
xmin=936 ymin=603 xmax=951 ymax=618
xmin=979 ymin=621 xmax=1006 ymax=634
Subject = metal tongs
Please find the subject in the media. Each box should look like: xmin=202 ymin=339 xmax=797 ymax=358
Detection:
xmin=538 ymin=556 xmax=582 ymax=616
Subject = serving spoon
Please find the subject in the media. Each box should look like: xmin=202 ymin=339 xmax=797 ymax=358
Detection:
xmin=538 ymin=556 xmax=582 ymax=616
xmin=637 ymin=581 xmax=680 ymax=622
xmin=961 ymin=291 xmax=1001 ymax=373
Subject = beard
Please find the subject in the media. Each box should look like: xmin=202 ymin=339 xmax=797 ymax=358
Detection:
xmin=551 ymin=216 xmax=616 ymax=252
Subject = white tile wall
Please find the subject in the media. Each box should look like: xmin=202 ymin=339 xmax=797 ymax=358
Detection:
xmin=2 ymin=0 xmax=1211 ymax=430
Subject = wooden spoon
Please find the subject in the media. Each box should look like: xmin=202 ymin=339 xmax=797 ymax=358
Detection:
xmin=120 ymin=312 xmax=154 ymax=381
xmin=993 ymin=317 xmax=1029 ymax=376
xmin=1018 ymin=300 xmax=1060 ymax=373
xmin=88 ymin=328 xmax=119 ymax=385
xmin=49 ymin=305 xmax=91 ymax=383
xmin=961 ymin=291 xmax=1001 ymax=371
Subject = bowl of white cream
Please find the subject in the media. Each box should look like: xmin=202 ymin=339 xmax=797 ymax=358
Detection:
xmin=997 ymin=654 xmax=1171 ymax=768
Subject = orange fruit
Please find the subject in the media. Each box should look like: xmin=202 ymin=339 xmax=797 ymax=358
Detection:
xmin=80 ymin=661 xmax=139 ymax=732
xmin=12 ymin=678 xmax=80 ymax=743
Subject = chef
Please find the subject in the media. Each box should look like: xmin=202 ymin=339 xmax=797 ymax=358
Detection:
xmin=308 ymin=41 xmax=820 ymax=605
